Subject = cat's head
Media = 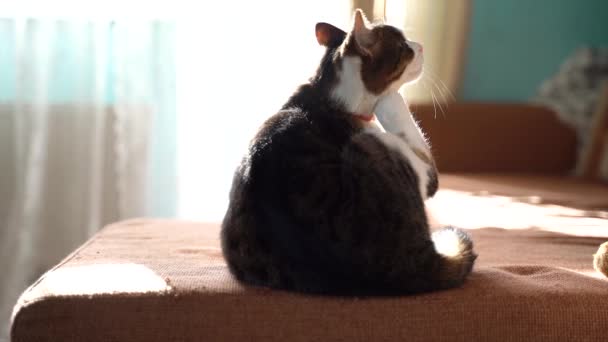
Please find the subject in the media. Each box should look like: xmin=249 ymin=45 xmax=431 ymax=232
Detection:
xmin=315 ymin=9 xmax=423 ymax=113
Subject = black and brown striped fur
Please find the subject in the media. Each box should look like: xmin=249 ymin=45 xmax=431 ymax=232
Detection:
xmin=221 ymin=11 xmax=476 ymax=295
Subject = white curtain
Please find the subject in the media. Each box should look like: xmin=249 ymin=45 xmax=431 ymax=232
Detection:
xmin=0 ymin=19 xmax=173 ymax=339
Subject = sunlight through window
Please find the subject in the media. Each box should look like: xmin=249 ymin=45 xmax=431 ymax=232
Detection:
xmin=176 ymin=1 xmax=351 ymax=221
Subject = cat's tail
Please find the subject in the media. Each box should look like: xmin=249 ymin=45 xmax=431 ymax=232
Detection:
xmin=430 ymin=227 xmax=477 ymax=289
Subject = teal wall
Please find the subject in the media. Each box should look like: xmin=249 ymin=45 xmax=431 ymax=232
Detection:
xmin=461 ymin=0 xmax=608 ymax=102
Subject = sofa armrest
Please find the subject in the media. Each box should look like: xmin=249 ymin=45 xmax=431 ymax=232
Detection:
xmin=411 ymin=102 xmax=578 ymax=174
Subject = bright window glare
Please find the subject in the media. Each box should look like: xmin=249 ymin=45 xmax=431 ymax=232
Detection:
xmin=176 ymin=1 xmax=351 ymax=221
xmin=3 ymin=0 xmax=352 ymax=222
xmin=4 ymin=0 xmax=194 ymax=19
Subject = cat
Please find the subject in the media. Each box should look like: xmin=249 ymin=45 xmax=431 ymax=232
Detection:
xmin=221 ymin=9 xmax=476 ymax=296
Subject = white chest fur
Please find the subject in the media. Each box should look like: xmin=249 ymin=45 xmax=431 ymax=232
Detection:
xmin=330 ymin=54 xmax=433 ymax=199
xmin=374 ymin=92 xmax=429 ymax=154
xmin=331 ymin=56 xmax=377 ymax=114
xmin=372 ymin=92 xmax=433 ymax=199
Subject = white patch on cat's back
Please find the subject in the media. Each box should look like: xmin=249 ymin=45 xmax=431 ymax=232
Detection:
xmin=374 ymin=91 xmax=429 ymax=154
xmin=331 ymin=56 xmax=377 ymax=114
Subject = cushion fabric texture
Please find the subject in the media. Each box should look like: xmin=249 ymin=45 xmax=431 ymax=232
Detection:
xmin=11 ymin=173 xmax=608 ymax=342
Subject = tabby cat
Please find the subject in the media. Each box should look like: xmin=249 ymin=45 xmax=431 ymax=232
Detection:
xmin=221 ymin=10 xmax=476 ymax=295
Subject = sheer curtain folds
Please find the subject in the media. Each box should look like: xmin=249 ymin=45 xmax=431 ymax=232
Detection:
xmin=0 ymin=19 xmax=174 ymax=339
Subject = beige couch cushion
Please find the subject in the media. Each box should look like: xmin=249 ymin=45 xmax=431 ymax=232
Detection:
xmin=11 ymin=174 xmax=608 ymax=342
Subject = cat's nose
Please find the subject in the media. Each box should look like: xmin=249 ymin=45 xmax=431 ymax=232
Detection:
xmin=419 ymin=45 xmax=423 ymax=53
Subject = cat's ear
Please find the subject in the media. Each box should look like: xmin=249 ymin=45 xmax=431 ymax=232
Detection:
xmin=315 ymin=22 xmax=346 ymax=47
xmin=351 ymin=9 xmax=375 ymax=55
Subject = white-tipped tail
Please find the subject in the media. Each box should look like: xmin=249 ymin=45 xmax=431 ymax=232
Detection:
xmin=431 ymin=227 xmax=477 ymax=287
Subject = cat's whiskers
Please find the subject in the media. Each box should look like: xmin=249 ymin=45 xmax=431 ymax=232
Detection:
xmin=424 ymin=65 xmax=456 ymax=103
xmin=429 ymin=83 xmax=444 ymax=119
xmin=418 ymin=65 xmax=454 ymax=119
xmin=423 ymin=74 xmax=446 ymax=105
xmin=432 ymin=77 xmax=454 ymax=107
xmin=422 ymin=74 xmax=446 ymax=119
xmin=424 ymin=78 xmax=442 ymax=119
xmin=420 ymin=78 xmax=438 ymax=119
xmin=429 ymin=77 xmax=449 ymax=109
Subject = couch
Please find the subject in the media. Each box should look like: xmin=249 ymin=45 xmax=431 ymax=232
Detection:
xmin=11 ymin=103 xmax=608 ymax=341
